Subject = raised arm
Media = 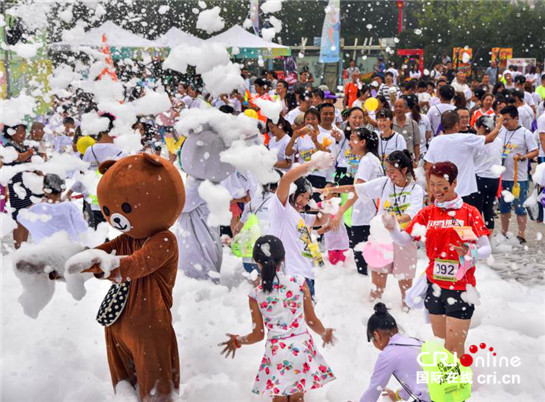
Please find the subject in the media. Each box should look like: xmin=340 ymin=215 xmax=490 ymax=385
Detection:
xmin=484 ymin=114 xmax=504 ymax=144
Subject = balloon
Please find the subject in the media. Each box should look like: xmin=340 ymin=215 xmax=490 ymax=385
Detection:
xmin=243 ymin=109 xmax=258 ymax=119
xmin=76 ymin=136 xmax=96 ymax=155
xmin=364 ymin=97 xmax=379 ymax=112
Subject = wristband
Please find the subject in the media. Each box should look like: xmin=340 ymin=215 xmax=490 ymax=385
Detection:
xmin=395 ymin=389 xmax=401 ymax=401
xmin=232 ymin=335 xmax=242 ymax=349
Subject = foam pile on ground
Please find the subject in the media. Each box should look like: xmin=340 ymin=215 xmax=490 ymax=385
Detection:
xmin=2 ymin=245 xmax=543 ymax=400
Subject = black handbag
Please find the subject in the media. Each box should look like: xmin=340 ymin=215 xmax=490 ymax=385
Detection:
xmin=96 ymin=282 xmax=131 ymax=327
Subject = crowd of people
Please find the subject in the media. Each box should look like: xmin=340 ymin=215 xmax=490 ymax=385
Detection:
xmin=2 ymin=55 xmax=545 ymax=402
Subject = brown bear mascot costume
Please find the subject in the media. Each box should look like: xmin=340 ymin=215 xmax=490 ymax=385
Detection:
xmin=73 ymin=153 xmax=185 ymax=401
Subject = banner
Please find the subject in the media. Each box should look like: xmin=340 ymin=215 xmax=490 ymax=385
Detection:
xmin=453 ymin=47 xmax=472 ymax=75
xmin=283 ymin=57 xmax=298 ymax=85
xmin=319 ymin=0 xmax=340 ymax=63
xmin=491 ymin=47 xmax=512 ymax=71
xmin=249 ymin=0 xmax=260 ymax=35
xmin=506 ymin=58 xmax=536 ymax=75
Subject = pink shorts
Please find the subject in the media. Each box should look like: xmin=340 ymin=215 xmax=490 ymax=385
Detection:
xmin=328 ymin=250 xmax=347 ymax=265
xmin=369 ymin=242 xmax=417 ymax=279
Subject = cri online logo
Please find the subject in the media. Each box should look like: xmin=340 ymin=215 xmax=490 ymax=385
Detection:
xmin=460 ymin=342 xmax=496 ymax=367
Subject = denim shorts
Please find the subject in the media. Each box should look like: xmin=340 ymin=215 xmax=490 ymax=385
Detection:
xmin=498 ymin=180 xmax=528 ymax=216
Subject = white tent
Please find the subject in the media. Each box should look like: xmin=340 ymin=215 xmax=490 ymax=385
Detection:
xmin=156 ymin=27 xmax=203 ymax=48
xmin=206 ymin=25 xmax=291 ymax=58
xmin=51 ymin=21 xmax=155 ymax=49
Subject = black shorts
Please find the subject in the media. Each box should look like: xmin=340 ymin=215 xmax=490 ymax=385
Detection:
xmin=424 ymin=281 xmax=475 ymax=319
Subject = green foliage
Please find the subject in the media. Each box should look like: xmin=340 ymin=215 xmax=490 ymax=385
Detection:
xmin=400 ymin=0 xmax=545 ymax=67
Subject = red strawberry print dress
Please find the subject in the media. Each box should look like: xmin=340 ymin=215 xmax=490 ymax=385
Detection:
xmin=248 ymin=273 xmax=335 ymax=396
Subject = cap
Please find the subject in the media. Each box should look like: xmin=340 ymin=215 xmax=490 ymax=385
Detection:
xmin=324 ymin=91 xmax=337 ymax=100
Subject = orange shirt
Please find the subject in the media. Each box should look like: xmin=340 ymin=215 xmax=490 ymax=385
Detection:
xmin=345 ymin=82 xmax=359 ymax=108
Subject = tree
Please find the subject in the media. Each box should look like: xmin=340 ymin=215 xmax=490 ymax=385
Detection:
xmin=399 ymin=0 xmax=545 ymax=68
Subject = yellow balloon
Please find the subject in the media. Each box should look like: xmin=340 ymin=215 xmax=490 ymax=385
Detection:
xmin=364 ymin=97 xmax=379 ymax=112
xmin=243 ymin=109 xmax=258 ymax=119
xmin=76 ymin=135 xmax=96 ymax=155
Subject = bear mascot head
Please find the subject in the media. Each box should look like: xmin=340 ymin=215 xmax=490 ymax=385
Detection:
xmin=97 ymin=153 xmax=185 ymax=239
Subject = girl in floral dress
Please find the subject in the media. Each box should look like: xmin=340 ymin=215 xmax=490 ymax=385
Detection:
xmin=220 ymin=235 xmax=336 ymax=401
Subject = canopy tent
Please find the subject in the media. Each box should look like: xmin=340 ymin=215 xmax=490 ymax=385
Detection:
xmin=51 ymin=21 xmax=155 ymax=50
xmin=207 ymin=25 xmax=291 ymax=58
xmin=156 ymin=27 xmax=203 ymax=48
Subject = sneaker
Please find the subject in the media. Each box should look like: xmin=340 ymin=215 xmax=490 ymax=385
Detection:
xmin=516 ymin=236 xmax=527 ymax=245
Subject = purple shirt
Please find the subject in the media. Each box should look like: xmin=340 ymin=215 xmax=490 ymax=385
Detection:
xmin=360 ymin=334 xmax=430 ymax=402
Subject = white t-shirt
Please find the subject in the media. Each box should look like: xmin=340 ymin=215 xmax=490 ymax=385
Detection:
xmin=526 ymin=73 xmax=539 ymax=86
xmin=222 ymin=170 xmax=256 ymax=200
xmin=240 ymin=191 xmax=275 ymax=236
xmin=285 ymin=107 xmax=304 ymax=125
xmin=292 ymin=129 xmax=335 ymax=179
xmin=498 ymin=126 xmax=538 ymax=181
xmin=418 ymin=114 xmax=432 ymax=154
xmin=355 ymin=177 xmax=424 ymax=219
xmin=417 ymin=92 xmax=431 ymax=105
xmin=429 ymin=96 xmax=441 ymax=107
xmin=517 ymin=105 xmax=534 ymax=131
xmin=537 ymin=101 xmax=545 ymax=120
xmin=409 ymin=70 xmax=422 ymax=80
xmin=268 ymin=135 xmax=293 ymax=172
xmin=424 ymin=133 xmax=486 ymax=197
xmin=335 ymin=136 xmax=350 ymax=169
xmin=53 ymin=135 xmax=74 ymax=153
xmin=352 ymin=152 xmax=384 ymax=226
xmin=524 ymin=91 xmax=535 ymax=107
xmin=378 ymin=132 xmax=407 ymax=166
xmin=533 ymin=93 xmax=543 ymax=110
xmin=535 ymin=113 xmax=545 ymax=157
xmin=17 ymin=202 xmax=88 ymax=243
xmin=318 ymin=125 xmax=340 ymax=179
xmin=82 ymin=143 xmax=126 ymax=171
xmin=427 ymin=103 xmax=456 ymax=136
xmin=335 ymin=108 xmax=343 ymax=125
xmin=323 ymin=215 xmax=349 ymax=251
xmin=475 ymin=137 xmax=503 ymax=179
xmin=352 ymin=99 xmax=363 ymax=109
xmin=268 ymin=195 xmax=318 ymax=279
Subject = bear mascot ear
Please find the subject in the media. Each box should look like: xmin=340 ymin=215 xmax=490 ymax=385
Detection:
xmin=142 ymin=153 xmax=163 ymax=166
xmin=98 ymin=160 xmax=117 ymax=175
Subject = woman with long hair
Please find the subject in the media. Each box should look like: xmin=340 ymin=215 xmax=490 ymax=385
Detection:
xmin=323 ymin=151 xmax=424 ymax=307
xmin=328 ymin=127 xmax=383 ymax=275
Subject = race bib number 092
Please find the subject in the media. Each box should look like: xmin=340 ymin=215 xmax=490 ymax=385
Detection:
xmin=433 ymin=259 xmax=459 ymax=282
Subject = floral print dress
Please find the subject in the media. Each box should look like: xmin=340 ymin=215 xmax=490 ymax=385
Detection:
xmin=249 ymin=273 xmax=335 ymax=396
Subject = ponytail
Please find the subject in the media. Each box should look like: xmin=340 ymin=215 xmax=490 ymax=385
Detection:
xmin=367 ymin=302 xmax=398 ymax=342
xmin=252 ymin=235 xmax=286 ymax=293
